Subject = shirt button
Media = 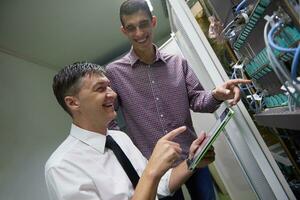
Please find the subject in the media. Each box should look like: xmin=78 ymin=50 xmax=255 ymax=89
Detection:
xmin=151 ymin=80 xmax=155 ymax=84
xmin=160 ymin=114 xmax=164 ymax=118
xmin=156 ymin=97 xmax=159 ymax=100
xmin=165 ymin=130 xmax=168 ymax=134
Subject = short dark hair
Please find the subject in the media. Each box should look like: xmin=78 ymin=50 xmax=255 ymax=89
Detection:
xmin=52 ymin=62 xmax=106 ymax=116
xmin=120 ymin=0 xmax=153 ymax=26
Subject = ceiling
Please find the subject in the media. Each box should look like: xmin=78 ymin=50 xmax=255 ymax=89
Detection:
xmin=0 ymin=0 xmax=171 ymax=70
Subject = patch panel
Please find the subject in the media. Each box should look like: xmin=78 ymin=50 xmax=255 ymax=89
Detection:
xmin=264 ymin=93 xmax=288 ymax=108
xmin=233 ymin=0 xmax=272 ymax=51
xmin=245 ymin=24 xmax=300 ymax=81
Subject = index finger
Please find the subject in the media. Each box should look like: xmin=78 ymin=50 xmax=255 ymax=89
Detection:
xmin=161 ymin=126 xmax=187 ymax=141
xmin=226 ymin=79 xmax=252 ymax=86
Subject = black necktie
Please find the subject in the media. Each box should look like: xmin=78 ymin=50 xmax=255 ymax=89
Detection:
xmin=105 ymin=135 xmax=140 ymax=188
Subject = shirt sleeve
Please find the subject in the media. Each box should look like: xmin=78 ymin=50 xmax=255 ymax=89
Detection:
xmin=182 ymin=58 xmax=221 ymax=113
xmin=157 ymin=169 xmax=172 ymax=197
xmin=45 ymin=166 xmax=102 ymax=200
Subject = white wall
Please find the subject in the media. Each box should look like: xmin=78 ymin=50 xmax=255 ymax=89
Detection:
xmin=0 ymin=52 xmax=70 ymax=200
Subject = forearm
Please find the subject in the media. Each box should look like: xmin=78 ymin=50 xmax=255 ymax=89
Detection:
xmin=168 ymin=161 xmax=194 ymax=193
xmin=190 ymin=90 xmax=221 ymax=113
xmin=132 ymin=167 xmax=161 ymax=200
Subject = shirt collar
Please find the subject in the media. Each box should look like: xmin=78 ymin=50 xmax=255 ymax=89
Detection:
xmin=69 ymin=123 xmax=107 ymax=154
xmin=128 ymin=44 xmax=167 ymax=67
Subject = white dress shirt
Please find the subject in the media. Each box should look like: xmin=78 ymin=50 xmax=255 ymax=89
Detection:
xmin=45 ymin=124 xmax=172 ymax=200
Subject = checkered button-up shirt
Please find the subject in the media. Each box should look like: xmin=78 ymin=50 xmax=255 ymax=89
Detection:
xmin=106 ymin=46 xmax=221 ymax=162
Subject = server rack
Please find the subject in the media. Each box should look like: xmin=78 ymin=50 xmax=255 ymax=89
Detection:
xmin=164 ymin=0 xmax=299 ymax=199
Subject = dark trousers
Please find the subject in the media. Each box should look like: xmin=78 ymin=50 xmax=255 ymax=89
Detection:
xmin=186 ymin=166 xmax=216 ymax=200
xmin=160 ymin=166 xmax=216 ymax=200
xmin=159 ymin=189 xmax=184 ymax=200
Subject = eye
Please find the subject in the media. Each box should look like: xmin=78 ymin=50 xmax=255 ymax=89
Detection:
xmin=96 ymin=86 xmax=106 ymax=92
xmin=125 ymin=25 xmax=136 ymax=32
xmin=139 ymin=20 xmax=150 ymax=29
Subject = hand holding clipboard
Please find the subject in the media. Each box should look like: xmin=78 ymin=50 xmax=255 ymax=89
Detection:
xmin=187 ymin=107 xmax=235 ymax=171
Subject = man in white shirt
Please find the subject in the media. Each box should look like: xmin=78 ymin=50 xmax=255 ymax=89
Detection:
xmin=45 ymin=62 xmax=215 ymax=200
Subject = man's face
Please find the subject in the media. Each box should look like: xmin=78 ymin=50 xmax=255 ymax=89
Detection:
xmin=73 ymin=73 xmax=117 ymax=125
xmin=121 ymin=10 xmax=156 ymax=51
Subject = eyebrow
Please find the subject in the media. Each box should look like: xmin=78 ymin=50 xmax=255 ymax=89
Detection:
xmin=92 ymin=80 xmax=109 ymax=89
xmin=139 ymin=19 xmax=150 ymax=23
xmin=125 ymin=19 xmax=149 ymax=27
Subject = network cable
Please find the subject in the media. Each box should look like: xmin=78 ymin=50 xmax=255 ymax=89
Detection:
xmin=264 ymin=16 xmax=300 ymax=107
xmin=267 ymin=22 xmax=300 ymax=84
xmin=268 ymin=23 xmax=297 ymax=53
xmin=235 ymin=0 xmax=248 ymax=13
xmin=221 ymin=3 xmax=253 ymax=40
xmin=230 ymin=61 xmax=263 ymax=113
xmin=291 ymin=46 xmax=300 ymax=84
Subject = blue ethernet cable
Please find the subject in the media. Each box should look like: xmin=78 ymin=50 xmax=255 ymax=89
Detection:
xmin=268 ymin=22 xmax=300 ymax=83
xmin=268 ymin=23 xmax=297 ymax=53
xmin=235 ymin=0 xmax=247 ymax=12
xmin=291 ymin=46 xmax=300 ymax=84
xmin=264 ymin=18 xmax=299 ymax=104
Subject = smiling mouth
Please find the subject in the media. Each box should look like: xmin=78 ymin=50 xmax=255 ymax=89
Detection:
xmin=135 ymin=36 xmax=149 ymax=44
xmin=103 ymin=103 xmax=114 ymax=108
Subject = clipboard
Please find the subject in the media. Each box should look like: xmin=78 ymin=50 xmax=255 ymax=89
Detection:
xmin=188 ymin=107 xmax=235 ymax=171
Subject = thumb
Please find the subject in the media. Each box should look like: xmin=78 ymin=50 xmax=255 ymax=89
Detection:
xmin=215 ymin=88 xmax=230 ymax=98
xmin=221 ymin=88 xmax=230 ymax=95
xmin=190 ymin=132 xmax=206 ymax=158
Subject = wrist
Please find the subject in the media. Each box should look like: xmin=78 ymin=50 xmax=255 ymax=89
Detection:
xmin=143 ymin=166 xmax=162 ymax=182
xmin=186 ymin=157 xmax=195 ymax=173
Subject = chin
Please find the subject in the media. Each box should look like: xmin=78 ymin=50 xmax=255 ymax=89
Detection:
xmin=103 ymin=111 xmax=117 ymax=125
xmin=110 ymin=111 xmax=117 ymax=120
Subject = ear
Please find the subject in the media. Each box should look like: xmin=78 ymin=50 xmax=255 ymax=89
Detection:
xmin=64 ymin=96 xmax=80 ymax=113
xmin=120 ymin=26 xmax=127 ymax=35
xmin=151 ymin=16 xmax=157 ymax=28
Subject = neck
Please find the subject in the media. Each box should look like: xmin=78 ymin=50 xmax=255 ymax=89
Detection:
xmin=133 ymin=44 xmax=155 ymax=64
xmin=73 ymin=118 xmax=107 ymax=135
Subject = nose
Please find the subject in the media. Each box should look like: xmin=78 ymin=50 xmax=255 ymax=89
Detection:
xmin=135 ymin=27 xmax=144 ymax=37
xmin=106 ymin=87 xmax=116 ymax=98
